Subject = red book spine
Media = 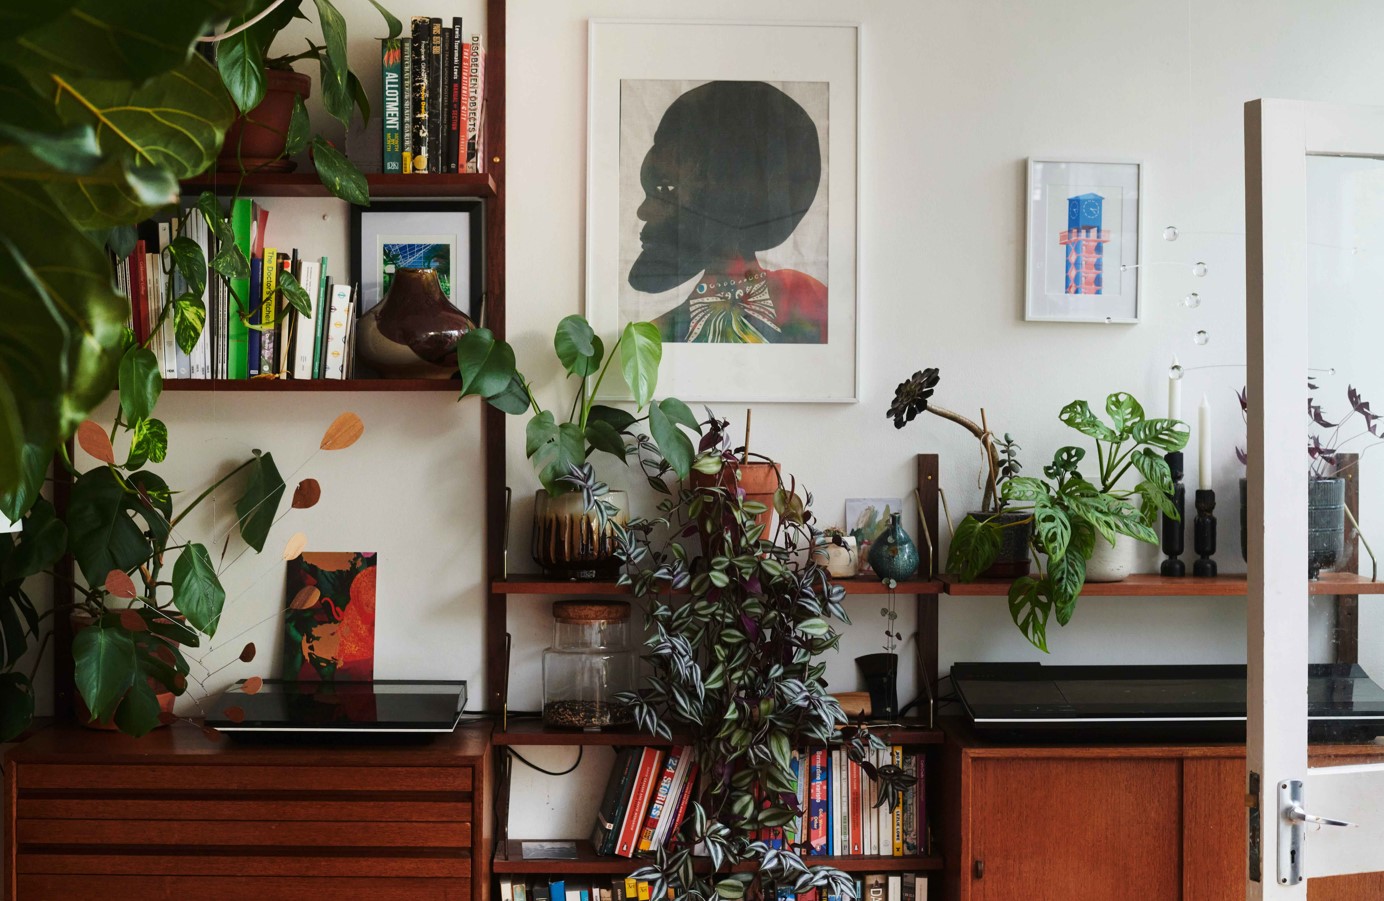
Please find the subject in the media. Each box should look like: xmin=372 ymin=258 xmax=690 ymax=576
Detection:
xmin=637 ymin=746 xmax=681 ymax=852
xmin=459 ymin=42 xmax=471 ymax=172
xmin=616 ymin=748 xmax=663 ymax=858
xmin=808 ymin=748 xmax=828 ymax=854
xmin=848 ymin=755 xmax=862 ymax=856
xmin=130 ymin=240 xmax=148 ymax=344
xmin=664 ymin=763 xmax=697 ymax=849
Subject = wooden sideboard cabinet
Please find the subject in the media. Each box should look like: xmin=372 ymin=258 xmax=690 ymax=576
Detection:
xmin=939 ymin=720 xmax=1384 ymax=901
xmin=3 ymin=722 xmax=491 ymax=901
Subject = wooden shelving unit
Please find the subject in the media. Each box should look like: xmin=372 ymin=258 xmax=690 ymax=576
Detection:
xmin=940 ymin=570 xmax=1383 ymax=597
xmin=493 ymin=841 xmax=944 ymax=876
xmin=182 ymin=171 xmax=497 ymax=199
xmin=160 ymin=377 xmax=463 ymax=392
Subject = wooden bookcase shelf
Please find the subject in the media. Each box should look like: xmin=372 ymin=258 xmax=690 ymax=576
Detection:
xmin=181 ymin=171 xmax=497 ymax=199
xmin=160 ymin=378 xmax=463 ymax=392
xmin=492 ymin=719 xmax=942 ymax=749
xmin=494 ymin=575 xmax=945 ymax=596
xmin=941 ymin=571 xmax=1384 ymax=597
xmin=492 ymin=841 xmax=943 ymax=876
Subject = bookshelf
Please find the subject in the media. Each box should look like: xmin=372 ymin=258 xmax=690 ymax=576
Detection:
xmin=494 ymin=575 xmax=945 ymax=596
xmin=182 ymin=171 xmax=497 ymax=199
xmin=492 ymin=841 xmax=945 ymax=876
xmin=160 ymin=377 xmax=463 ymax=392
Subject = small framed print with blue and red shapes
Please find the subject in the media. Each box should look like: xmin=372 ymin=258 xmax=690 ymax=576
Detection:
xmin=1025 ymin=158 xmax=1143 ymax=324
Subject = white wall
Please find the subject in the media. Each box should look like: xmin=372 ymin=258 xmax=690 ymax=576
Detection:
xmin=18 ymin=0 xmax=1384 ymax=848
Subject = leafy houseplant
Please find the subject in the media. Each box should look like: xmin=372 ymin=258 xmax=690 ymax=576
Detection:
xmin=888 ymin=368 xmax=1028 ymax=577
xmin=596 ymin=416 xmax=914 ymax=900
xmin=214 ymin=0 xmax=400 ymax=204
xmin=0 ymin=2 xmax=251 ymax=521
xmin=947 ymin=392 xmax=1189 ymax=650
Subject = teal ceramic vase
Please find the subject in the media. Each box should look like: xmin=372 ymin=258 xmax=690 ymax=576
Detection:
xmin=868 ymin=512 xmax=920 ymax=582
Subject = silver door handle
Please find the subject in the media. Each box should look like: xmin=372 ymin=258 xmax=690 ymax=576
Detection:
xmin=1287 ymin=804 xmax=1356 ymax=828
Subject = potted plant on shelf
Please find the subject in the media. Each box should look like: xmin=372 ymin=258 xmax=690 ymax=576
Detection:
xmin=584 ymin=416 xmax=914 ymax=900
xmin=855 ymin=594 xmax=905 ymax=721
xmin=947 ymin=391 xmax=1188 ymax=650
xmin=213 ymin=0 xmax=399 ymax=204
xmin=456 ymin=315 xmax=700 ymax=579
xmin=0 ymin=273 xmax=364 ymax=738
xmin=887 ymin=368 xmax=1030 ymax=577
xmin=1237 ymin=383 xmax=1383 ymax=577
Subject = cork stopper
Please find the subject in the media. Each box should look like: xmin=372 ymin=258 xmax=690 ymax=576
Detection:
xmin=552 ymin=601 xmax=631 ymax=624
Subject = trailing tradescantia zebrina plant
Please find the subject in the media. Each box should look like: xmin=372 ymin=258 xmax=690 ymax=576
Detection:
xmin=946 ymin=392 xmax=1189 ymax=651
xmin=580 ymin=414 xmax=914 ymax=901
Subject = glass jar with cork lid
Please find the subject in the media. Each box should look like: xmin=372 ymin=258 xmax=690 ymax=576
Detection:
xmin=542 ymin=600 xmax=637 ymax=730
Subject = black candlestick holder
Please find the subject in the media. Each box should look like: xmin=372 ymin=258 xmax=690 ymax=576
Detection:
xmin=1160 ymin=451 xmax=1186 ymax=576
xmin=1193 ymin=488 xmax=1217 ymax=577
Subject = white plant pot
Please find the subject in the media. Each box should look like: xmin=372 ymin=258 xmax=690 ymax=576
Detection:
xmin=1085 ymin=534 xmax=1138 ymax=582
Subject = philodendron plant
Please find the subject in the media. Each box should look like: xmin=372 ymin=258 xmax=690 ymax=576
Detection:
xmin=0 ymin=326 xmax=363 ymax=739
xmin=589 ymin=416 xmax=914 ymax=901
xmin=948 ymin=392 xmax=1189 ymax=650
xmin=456 ymin=315 xmax=700 ymax=495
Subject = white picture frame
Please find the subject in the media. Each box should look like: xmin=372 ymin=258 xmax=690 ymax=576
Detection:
xmin=586 ymin=19 xmax=860 ymax=403
xmin=1024 ymin=158 xmax=1143 ymax=324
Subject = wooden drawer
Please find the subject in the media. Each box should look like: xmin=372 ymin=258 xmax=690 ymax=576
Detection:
xmin=18 ymin=796 xmax=471 ymax=822
xmin=17 ymin=875 xmax=472 ymax=900
xmin=18 ymin=851 xmax=471 ymax=878
xmin=18 ymin=818 xmax=472 ymax=847
xmin=19 ymin=764 xmax=472 ymax=793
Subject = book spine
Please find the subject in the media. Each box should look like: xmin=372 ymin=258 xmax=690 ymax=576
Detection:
xmin=891 ymin=746 xmax=904 ymax=857
xmin=916 ymin=753 xmax=926 ymax=855
xmin=293 ymin=260 xmax=319 ymax=377
xmin=900 ymin=750 xmax=918 ymax=856
xmin=663 ymin=762 xmax=697 ymax=849
xmin=381 ymin=39 xmax=403 ymax=173
xmin=277 ymin=256 xmax=293 ymax=376
xmin=809 ymin=748 xmax=827 ymax=855
xmin=323 ymin=285 xmax=354 ymax=379
xmin=637 ymin=747 xmax=681 ymax=852
xmin=312 ymin=257 xmax=330 ymax=379
xmin=130 ymin=241 xmax=147 ymax=348
xmin=170 ymin=254 xmax=189 ymax=377
xmin=448 ymin=19 xmax=463 ymax=172
xmin=616 ymin=749 xmax=663 ymax=858
xmin=465 ymin=33 xmax=483 ymax=172
xmin=259 ymin=247 xmax=277 ymax=375
xmin=401 ymin=39 xmax=413 ymax=173
xmin=438 ymin=26 xmax=452 ymax=176
xmin=825 ymin=748 xmax=835 ymax=856
xmin=848 ymin=756 xmax=862 ymax=856
xmin=227 ymin=199 xmax=252 ymax=379
xmin=428 ymin=17 xmax=442 ymax=173
xmin=409 ymin=17 xmax=430 ymax=174
xmin=190 ymin=215 xmax=211 ymax=379
xmin=459 ymin=40 xmax=471 ymax=172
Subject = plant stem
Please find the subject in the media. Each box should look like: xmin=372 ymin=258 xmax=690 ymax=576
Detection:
xmin=168 ymin=457 xmax=257 ymax=531
xmin=584 ymin=346 xmax=621 ymax=422
xmin=926 ymin=405 xmax=999 ymax=512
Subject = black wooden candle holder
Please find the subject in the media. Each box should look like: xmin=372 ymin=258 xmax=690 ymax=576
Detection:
xmin=1193 ymin=488 xmax=1217 ymax=577
xmin=1161 ymin=451 xmax=1186 ymax=576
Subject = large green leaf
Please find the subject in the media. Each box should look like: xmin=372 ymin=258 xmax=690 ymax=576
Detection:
xmin=0 ymin=671 xmax=34 ymax=741
xmin=587 ymin=404 xmax=636 ymax=433
xmin=1058 ymin=400 xmax=1118 ymax=442
xmin=946 ymin=515 xmax=1001 ymax=582
xmin=279 ymin=274 xmax=312 ymax=318
xmin=127 ymin=417 xmax=169 ymax=468
xmin=73 ymin=622 xmax=138 ymax=724
xmin=284 ymin=94 xmax=310 ymax=157
xmin=584 ymin=420 xmax=627 ymax=461
xmin=618 ymin=322 xmax=661 ymax=409
xmin=554 ymin=315 xmax=603 ymax=378
xmin=0 ymin=121 xmax=101 ymax=174
xmin=1031 ymin=496 xmax=1071 ymax=561
xmin=0 ymin=377 xmax=20 ymax=494
xmin=7 ymin=498 xmax=66 ymax=581
xmin=0 ymin=3 xmax=78 ymax=37
xmin=1130 ymin=447 xmax=1173 ymax=493
xmin=118 ymin=347 xmax=161 ymax=423
xmin=1007 ymin=575 xmax=1049 ymax=653
xmin=366 ymin=0 xmax=402 ymax=39
xmin=1001 ymin=476 xmax=1047 ymax=502
xmin=1104 ymin=391 xmax=1144 ymax=437
xmin=310 ymin=136 xmax=368 ymax=206
xmin=112 ymin=676 xmax=162 ymax=737
xmin=533 ymin=422 xmax=587 ymax=495
xmin=488 ymin=374 xmax=531 ymax=415
xmin=172 ymin=542 xmax=224 ymax=638
xmin=649 ymin=399 xmax=695 ymax=479
xmin=1131 ymin=418 xmax=1191 ymax=452
xmin=456 ymin=328 xmax=518 ymax=400
xmin=66 ymin=467 xmax=148 ymax=585
xmin=311 ymin=0 xmax=352 ymax=124
xmin=167 ymin=235 xmax=206 ymax=298
xmin=6 ymin=0 xmax=252 ymax=82
xmin=235 ymin=452 xmax=285 ymax=553
xmin=215 ymin=24 xmax=267 ymax=114
xmin=1 ymin=442 xmax=50 ymax=521
xmin=172 ymin=294 xmax=206 ymax=355
xmin=525 ymin=409 xmax=558 ymax=458
xmin=1047 ymin=550 xmax=1086 ymax=625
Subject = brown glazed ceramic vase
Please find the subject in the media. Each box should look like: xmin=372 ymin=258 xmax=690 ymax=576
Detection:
xmin=217 ymin=69 xmax=311 ymax=173
xmin=356 ymin=268 xmax=475 ymax=378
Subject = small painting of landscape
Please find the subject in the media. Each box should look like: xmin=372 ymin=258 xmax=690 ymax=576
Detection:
xmin=845 ymin=498 xmax=905 ymax=574
xmin=282 ymin=551 xmax=377 ymax=682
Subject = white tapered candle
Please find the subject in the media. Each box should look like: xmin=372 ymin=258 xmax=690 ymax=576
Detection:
xmin=1198 ymin=395 xmax=1213 ymax=490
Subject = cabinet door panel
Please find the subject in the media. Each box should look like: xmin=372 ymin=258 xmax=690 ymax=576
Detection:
xmin=971 ymin=757 xmax=1180 ymax=901
xmin=1183 ymin=757 xmax=1244 ymax=901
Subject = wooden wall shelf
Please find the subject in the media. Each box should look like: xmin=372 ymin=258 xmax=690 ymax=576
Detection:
xmin=494 ymin=575 xmax=944 ymax=596
xmin=492 ymin=841 xmax=942 ymax=876
xmin=159 ymin=378 xmax=463 ymax=393
xmin=181 ymin=172 xmax=497 ymax=199
xmin=942 ymin=571 xmax=1384 ymax=597
xmin=492 ymin=719 xmax=941 ymax=748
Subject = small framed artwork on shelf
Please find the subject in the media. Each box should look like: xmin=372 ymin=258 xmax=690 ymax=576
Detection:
xmin=586 ymin=19 xmax=860 ymax=402
xmin=350 ymin=198 xmax=485 ymax=321
xmin=1024 ymin=158 xmax=1143 ymax=324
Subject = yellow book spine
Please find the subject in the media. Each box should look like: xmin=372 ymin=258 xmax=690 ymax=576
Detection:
xmin=623 ymin=878 xmax=637 ymax=899
xmin=892 ymin=745 xmax=904 ymax=857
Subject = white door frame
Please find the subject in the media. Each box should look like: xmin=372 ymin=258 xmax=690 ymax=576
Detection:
xmin=1247 ymin=97 xmax=1384 ymax=898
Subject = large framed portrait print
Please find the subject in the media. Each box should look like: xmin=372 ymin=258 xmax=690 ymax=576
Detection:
xmin=587 ymin=20 xmax=859 ymax=402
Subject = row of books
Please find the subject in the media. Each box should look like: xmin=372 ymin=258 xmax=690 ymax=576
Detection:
xmin=499 ymin=873 xmax=928 ymax=901
xmin=591 ymin=746 xmax=699 ymax=859
xmin=380 ymin=16 xmax=487 ymax=175
xmin=777 ymin=746 xmax=929 ymax=859
xmin=113 ymin=199 xmax=360 ymax=381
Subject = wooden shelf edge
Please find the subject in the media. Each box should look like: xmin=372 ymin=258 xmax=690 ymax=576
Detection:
xmin=181 ymin=172 xmax=496 ymax=199
xmin=493 ymin=840 xmax=942 ymax=875
xmin=493 ymin=719 xmax=940 ymax=747
xmin=160 ymin=378 xmax=463 ymax=393
xmin=942 ymin=571 xmax=1384 ymax=597
xmin=494 ymin=575 xmax=943 ymax=596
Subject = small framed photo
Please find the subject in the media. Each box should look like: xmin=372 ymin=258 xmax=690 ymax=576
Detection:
xmin=350 ymin=199 xmax=485 ymax=320
xmin=1024 ymin=158 xmax=1142 ymax=324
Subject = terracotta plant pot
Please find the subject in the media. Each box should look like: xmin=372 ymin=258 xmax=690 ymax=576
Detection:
xmin=356 ymin=268 xmax=476 ymax=378
xmin=690 ymin=460 xmax=781 ymax=532
xmin=217 ymin=68 xmax=312 ymax=173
